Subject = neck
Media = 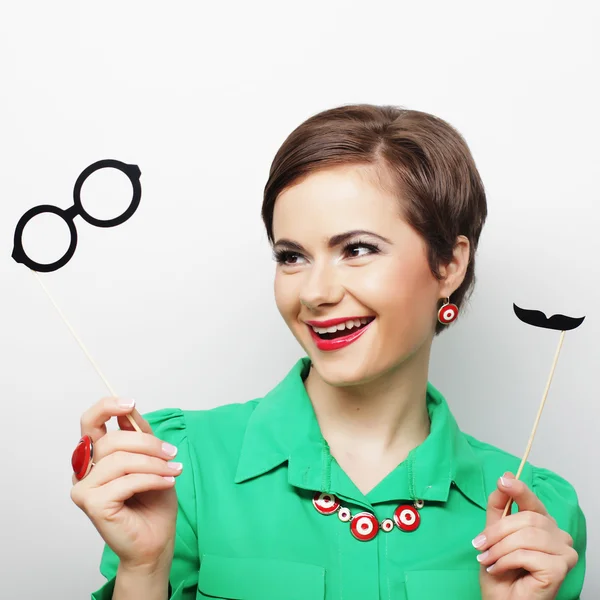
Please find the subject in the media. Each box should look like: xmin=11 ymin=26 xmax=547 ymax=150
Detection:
xmin=304 ymin=345 xmax=432 ymax=459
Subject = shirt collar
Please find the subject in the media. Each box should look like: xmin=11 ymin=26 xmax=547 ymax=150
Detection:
xmin=234 ymin=357 xmax=487 ymax=511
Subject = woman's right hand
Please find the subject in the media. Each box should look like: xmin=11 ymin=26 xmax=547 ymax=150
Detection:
xmin=70 ymin=398 xmax=184 ymax=571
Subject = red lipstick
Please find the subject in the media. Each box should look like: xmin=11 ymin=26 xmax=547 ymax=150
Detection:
xmin=306 ymin=317 xmax=375 ymax=352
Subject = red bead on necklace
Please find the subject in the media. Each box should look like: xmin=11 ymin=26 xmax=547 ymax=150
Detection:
xmin=312 ymin=492 xmax=423 ymax=541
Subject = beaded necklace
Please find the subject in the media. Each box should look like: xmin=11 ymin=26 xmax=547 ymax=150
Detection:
xmin=312 ymin=492 xmax=424 ymax=541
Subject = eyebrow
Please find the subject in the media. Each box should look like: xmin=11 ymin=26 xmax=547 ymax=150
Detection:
xmin=273 ymin=229 xmax=392 ymax=251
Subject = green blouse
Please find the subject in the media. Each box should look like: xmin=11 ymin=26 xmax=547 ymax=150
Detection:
xmin=91 ymin=357 xmax=586 ymax=599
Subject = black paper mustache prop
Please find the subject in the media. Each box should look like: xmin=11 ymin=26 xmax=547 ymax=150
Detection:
xmin=513 ymin=304 xmax=585 ymax=332
xmin=11 ymin=159 xmax=144 ymax=433
xmin=502 ymin=304 xmax=585 ymax=517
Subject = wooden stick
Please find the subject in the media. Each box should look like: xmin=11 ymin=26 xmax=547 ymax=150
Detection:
xmin=30 ymin=269 xmax=142 ymax=433
xmin=502 ymin=329 xmax=566 ymax=517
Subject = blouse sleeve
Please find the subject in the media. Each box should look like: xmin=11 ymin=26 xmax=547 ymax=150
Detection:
xmin=90 ymin=408 xmax=200 ymax=599
xmin=532 ymin=466 xmax=587 ymax=600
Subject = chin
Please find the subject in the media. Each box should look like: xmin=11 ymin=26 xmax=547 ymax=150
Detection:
xmin=306 ymin=345 xmax=397 ymax=388
xmin=305 ymin=341 xmax=429 ymax=391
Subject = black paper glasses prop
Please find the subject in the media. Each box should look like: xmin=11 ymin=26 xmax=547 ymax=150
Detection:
xmin=12 ymin=159 xmax=141 ymax=273
xmin=502 ymin=304 xmax=586 ymax=517
xmin=11 ymin=158 xmax=144 ymax=433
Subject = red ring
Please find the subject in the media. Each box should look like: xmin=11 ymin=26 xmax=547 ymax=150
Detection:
xmin=72 ymin=434 xmax=94 ymax=481
xmin=350 ymin=512 xmax=379 ymax=541
xmin=393 ymin=504 xmax=421 ymax=532
xmin=312 ymin=492 xmax=340 ymax=515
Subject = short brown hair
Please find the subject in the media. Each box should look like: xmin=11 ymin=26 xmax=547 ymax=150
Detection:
xmin=262 ymin=104 xmax=488 ymax=335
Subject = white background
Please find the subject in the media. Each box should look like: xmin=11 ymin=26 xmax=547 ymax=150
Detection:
xmin=1 ymin=1 xmax=598 ymax=597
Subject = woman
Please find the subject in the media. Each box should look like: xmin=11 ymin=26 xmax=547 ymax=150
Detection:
xmin=71 ymin=104 xmax=586 ymax=599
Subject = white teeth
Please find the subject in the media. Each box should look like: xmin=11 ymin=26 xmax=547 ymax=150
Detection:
xmin=312 ymin=326 xmax=330 ymax=334
xmin=311 ymin=317 xmax=373 ymax=334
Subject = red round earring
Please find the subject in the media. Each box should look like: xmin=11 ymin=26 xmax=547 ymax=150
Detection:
xmin=437 ymin=297 xmax=459 ymax=325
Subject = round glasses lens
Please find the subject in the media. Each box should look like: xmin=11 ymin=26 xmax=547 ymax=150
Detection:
xmin=79 ymin=167 xmax=135 ymax=222
xmin=21 ymin=211 xmax=72 ymax=266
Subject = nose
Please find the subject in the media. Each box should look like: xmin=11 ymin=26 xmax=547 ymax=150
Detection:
xmin=299 ymin=261 xmax=344 ymax=310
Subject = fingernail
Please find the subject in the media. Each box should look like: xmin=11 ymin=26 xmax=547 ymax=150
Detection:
xmin=476 ymin=551 xmax=489 ymax=563
xmin=167 ymin=461 xmax=183 ymax=471
xmin=118 ymin=398 xmax=136 ymax=408
xmin=500 ymin=476 xmax=513 ymax=488
xmin=486 ymin=563 xmax=495 ymax=573
xmin=472 ymin=534 xmax=486 ymax=549
xmin=162 ymin=442 xmax=178 ymax=457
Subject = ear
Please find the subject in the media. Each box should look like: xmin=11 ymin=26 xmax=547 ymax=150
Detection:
xmin=438 ymin=235 xmax=470 ymax=297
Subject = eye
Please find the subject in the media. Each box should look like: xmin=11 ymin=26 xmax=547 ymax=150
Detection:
xmin=273 ymin=249 xmax=306 ymax=266
xmin=343 ymin=241 xmax=380 ymax=258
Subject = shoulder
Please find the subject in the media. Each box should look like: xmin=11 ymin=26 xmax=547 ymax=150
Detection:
xmin=141 ymin=400 xmax=260 ymax=456
xmin=464 ymin=433 xmax=579 ymax=497
xmin=142 ymin=400 xmax=259 ymax=435
xmin=463 ymin=432 xmax=586 ymax=542
xmin=462 ymin=432 xmax=534 ymax=488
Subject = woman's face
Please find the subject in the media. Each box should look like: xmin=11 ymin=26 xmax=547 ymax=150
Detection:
xmin=272 ymin=163 xmax=460 ymax=386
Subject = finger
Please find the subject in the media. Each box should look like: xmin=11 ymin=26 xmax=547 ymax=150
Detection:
xmin=86 ymin=473 xmax=178 ymax=511
xmin=562 ymin=530 xmax=575 ymax=547
xmin=116 ymin=408 xmax=153 ymax=434
xmin=82 ymin=451 xmax=183 ymax=488
xmin=499 ymin=471 xmax=549 ymax=517
xmin=501 ymin=471 xmax=516 ymax=515
xmin=104 ymin=472 xmax=178 ymax=504
xmin=92 ymin=430 xmax=179 ymax=464
xmin=80 ymin=397 xmax=138 ymax=440
xmin=486 ymin=549 xmax=572 ymax=584
xmin=476 ymin=527 xmax=567 ymax=569
xmin=485 ymin=477 xmax=514 ymax=528
xmin=475 ymin=510 xmax=558 ymax=551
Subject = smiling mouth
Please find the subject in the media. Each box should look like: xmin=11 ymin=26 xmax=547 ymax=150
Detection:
xmin=309 ymin=316 xmax=376 ymax=340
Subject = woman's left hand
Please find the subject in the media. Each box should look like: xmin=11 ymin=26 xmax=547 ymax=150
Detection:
xmin=476 ymin=471 xmax=579 ymax=600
